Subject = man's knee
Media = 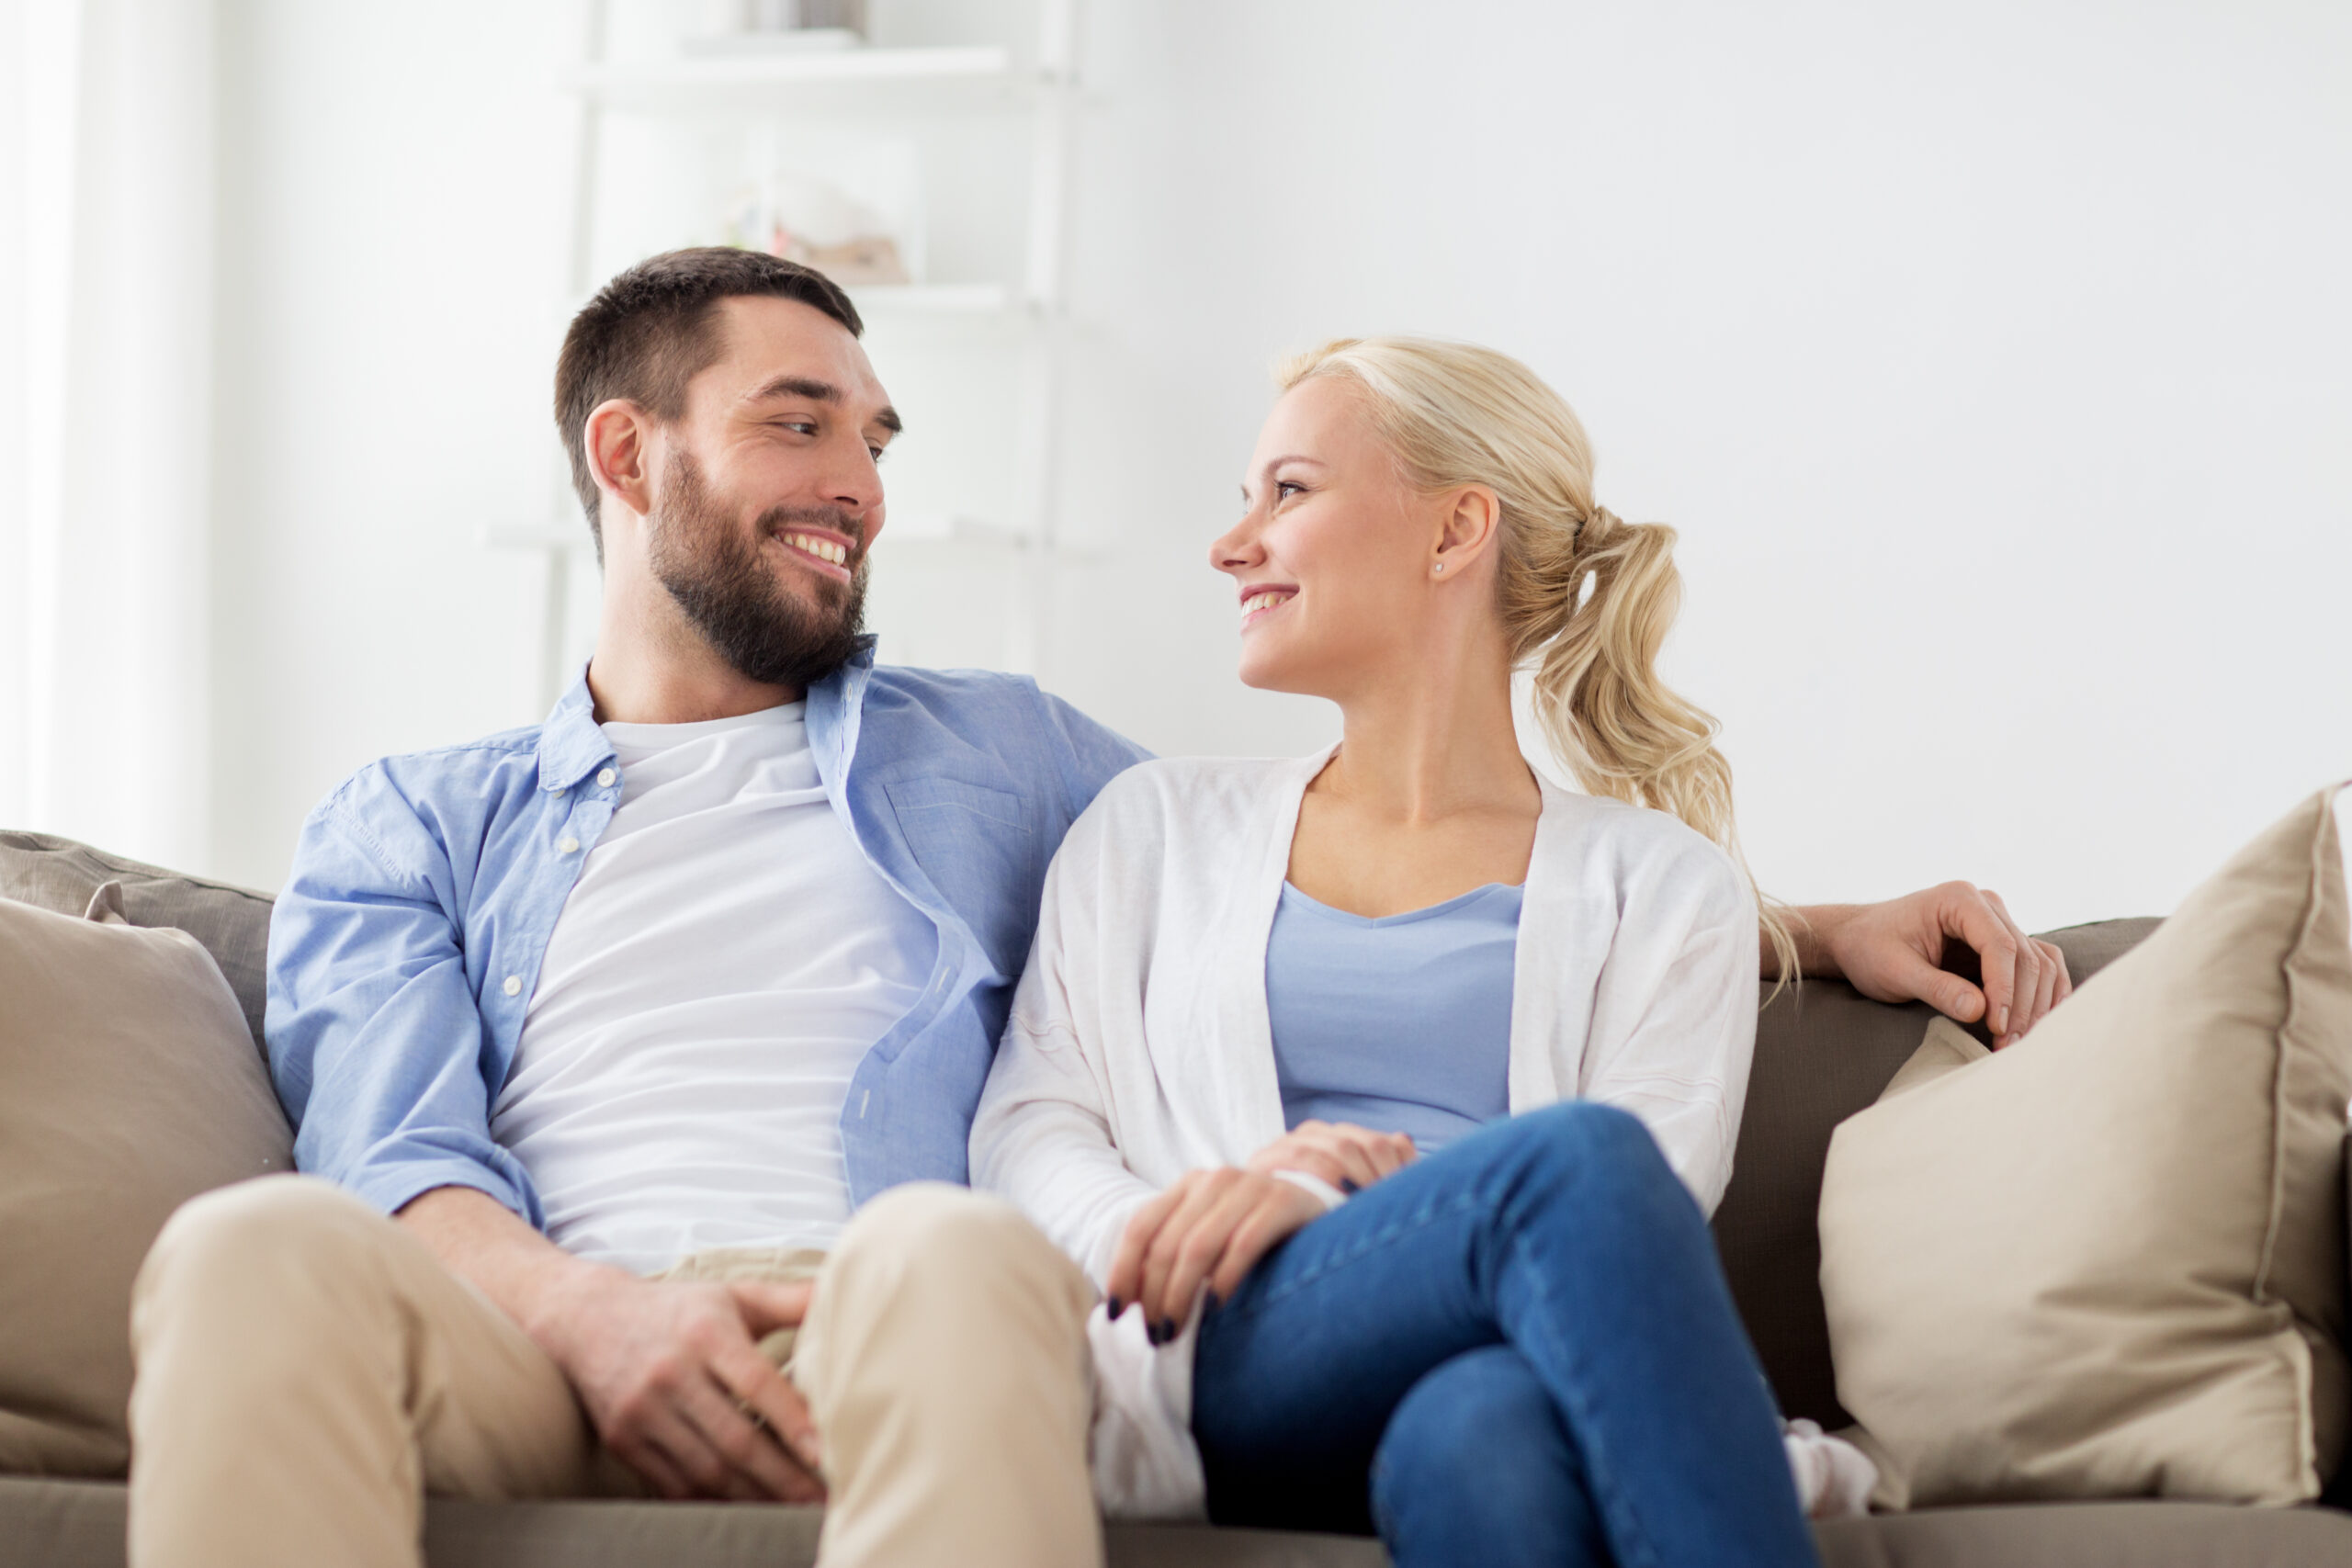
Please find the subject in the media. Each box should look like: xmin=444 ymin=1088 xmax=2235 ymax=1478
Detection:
xmin=828 ymin=1189 xmax=1091 ymax=1316
xmin=135 ymin=1176 xmax=395 ymax=1350
xmin=814 ymin=1184 xmax=1092 ymax=1379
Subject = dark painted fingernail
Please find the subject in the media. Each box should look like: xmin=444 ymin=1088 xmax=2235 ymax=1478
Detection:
xmin=1106 ymin=1295 xmax=1123 ymax=1318
xmin=1340 ymin=1178 xmax=1359 ymax=1194
xmin=1157 ymin=1317 xmax=1178 ymax=1345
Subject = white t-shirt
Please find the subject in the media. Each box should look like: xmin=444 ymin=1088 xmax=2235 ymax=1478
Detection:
xmin=490 ymin=701 xmax=937 ymax=1274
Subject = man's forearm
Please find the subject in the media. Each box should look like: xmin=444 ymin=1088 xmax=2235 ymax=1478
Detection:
xmin=1762 ymin=905 xmax=1860 ymax=981
xmin=397 ymin=1184 xmax=624 ymax=1355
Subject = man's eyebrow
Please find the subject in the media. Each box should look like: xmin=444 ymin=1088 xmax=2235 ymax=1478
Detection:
xmin=748 ymin=375 xmax=842 ymax=404
xmin=746 ymin=375 xmax=901 ymax=434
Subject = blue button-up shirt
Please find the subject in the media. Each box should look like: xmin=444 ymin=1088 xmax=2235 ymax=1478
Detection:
xmin=264 ymin=640 xmax=1149 ymax=1227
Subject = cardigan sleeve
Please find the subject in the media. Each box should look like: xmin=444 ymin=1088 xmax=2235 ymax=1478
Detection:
xmin=969 ymin=817 xmax=1162 ymax=1284
xmin=1575 ymin=834 xmax=1759 ymax=1217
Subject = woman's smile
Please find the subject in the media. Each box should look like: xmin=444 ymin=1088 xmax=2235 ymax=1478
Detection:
xmin=1238 ymin=584 xmax=1297 ymax=630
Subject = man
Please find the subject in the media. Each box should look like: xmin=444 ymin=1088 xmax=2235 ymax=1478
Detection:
xmin=126 ymin=249 xmax=2066 ymax=1568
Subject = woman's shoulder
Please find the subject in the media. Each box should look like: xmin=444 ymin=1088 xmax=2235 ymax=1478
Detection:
xmin=1080 ymin=752 xmax=1324 ymax=829
xmin=1537 ymin=785 xmax=1752 ymax=911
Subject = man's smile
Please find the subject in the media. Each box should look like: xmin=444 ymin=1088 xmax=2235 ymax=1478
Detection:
xmin=768 ymin=524 xmax=857 ymax=583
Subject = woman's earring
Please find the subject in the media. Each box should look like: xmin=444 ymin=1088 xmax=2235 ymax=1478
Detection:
xmin=1433 ymin=561 xmax=1445 ymax=574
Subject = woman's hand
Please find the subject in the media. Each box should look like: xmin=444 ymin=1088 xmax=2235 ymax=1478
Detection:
xmin=1246 ymin=1119 xmax=1417 ymax=1191
xmin=1106 ymin=1168 xmax=1325 ymax=1343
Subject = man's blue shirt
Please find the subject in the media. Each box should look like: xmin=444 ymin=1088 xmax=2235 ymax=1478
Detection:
xmin=264 ymin=639 xmax=1150 ymax=1227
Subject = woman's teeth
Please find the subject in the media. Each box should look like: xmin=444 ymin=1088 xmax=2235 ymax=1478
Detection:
xmin=784 ymin=533 xmax=848 ymax=566
xmin=1242 ymin=592 xmax=1287 ymax=617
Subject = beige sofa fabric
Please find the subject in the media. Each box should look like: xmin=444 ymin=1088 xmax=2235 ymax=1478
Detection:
xmin=1820 ymin=785 xmax=2352 ymax=1508
xmin=0 ymin=831 xmax=273 ymax=1049
xmin=0 ymin=897 xmax=293 ymax=1475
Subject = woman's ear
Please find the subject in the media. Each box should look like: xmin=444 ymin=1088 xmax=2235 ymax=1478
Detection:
xmin=1431 ymin=485 xmax=1502 ymax=575
xmin=585 ymin=399 xmax=656 ymax=523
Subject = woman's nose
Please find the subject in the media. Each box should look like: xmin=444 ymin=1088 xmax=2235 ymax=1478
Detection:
xmin=1211 ymin=513 xmax=1264 ymax=572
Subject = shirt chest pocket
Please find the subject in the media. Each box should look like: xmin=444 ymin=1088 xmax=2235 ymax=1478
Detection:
xmin=880 ymin=775 xmax=1046 ymax=981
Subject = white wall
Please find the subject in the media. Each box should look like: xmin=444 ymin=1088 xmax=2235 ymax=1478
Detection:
xmin=209 ymin=0 xmax=571 ymax=886
xmin=1048 ymin=0 xmax=2352 ymax=929
xmin=202 ymin=0 xmax=2351 ymax=933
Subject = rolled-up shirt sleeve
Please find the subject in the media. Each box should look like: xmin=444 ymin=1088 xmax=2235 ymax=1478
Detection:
xmin=265 ymin=772 xmax=542 ymax=1224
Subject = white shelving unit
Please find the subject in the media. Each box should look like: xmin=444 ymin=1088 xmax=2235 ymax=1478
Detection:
xmin=495 ymin=0 xmax=1084 ymax=711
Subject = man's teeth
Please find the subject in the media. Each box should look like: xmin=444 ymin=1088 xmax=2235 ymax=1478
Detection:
xmin=784 ymin=533 xmax=849 ymax=566
xmin=1242 ymin=592 xmax=1287 ymax=616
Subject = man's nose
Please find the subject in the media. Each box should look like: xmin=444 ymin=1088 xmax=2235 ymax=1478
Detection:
xmin=821 ymin=436 xmax=883 ymax=516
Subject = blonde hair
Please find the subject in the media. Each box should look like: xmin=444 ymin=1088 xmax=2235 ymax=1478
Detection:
xmin=1276 ymin=336 xmax=1799 ymax=987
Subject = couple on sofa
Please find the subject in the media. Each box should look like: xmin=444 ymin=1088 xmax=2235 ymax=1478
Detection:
xmin=125 ymin=249 xmax=2070 ymax=1568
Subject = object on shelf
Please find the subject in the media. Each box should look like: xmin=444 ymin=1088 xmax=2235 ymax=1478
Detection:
xmin=684 ymin=0 xmax=867 ymax=52
xmin=719 ymin=136 xmax=922 ymax=287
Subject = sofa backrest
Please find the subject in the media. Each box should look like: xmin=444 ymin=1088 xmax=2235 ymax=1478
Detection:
xmin=0 ymin=829 xmax=2162 ymax=1424
xmin=1713 ymin=918 xmax=2162 ymax=1427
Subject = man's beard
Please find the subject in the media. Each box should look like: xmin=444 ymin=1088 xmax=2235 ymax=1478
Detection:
xmin=647 ymin=452 xmax=868 ymax=691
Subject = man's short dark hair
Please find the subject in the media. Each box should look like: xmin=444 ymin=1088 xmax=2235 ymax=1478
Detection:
xmin=554 ymin=247 xmax=863 ymax=558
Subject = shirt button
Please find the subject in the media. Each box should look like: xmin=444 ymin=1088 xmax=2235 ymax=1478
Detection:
xmin=558 ymin=836 xmax=580 ymax=854
xmin=503 ymin=976 xmax=521 ymax=997
xmin=597 ymin=768 xmax=616 ymax=787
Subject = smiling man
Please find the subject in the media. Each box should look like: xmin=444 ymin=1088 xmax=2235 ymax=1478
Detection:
xmin=121 ymin=248 xmax=2066 ymax=1568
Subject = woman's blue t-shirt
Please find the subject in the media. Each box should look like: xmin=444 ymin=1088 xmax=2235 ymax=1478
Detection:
xmin=1264 ymin=880 xmax=1521 ymax=1155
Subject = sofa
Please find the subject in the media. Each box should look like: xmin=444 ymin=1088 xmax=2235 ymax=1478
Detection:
xmin=2 ymin=829 xmax=2347 ymax=1568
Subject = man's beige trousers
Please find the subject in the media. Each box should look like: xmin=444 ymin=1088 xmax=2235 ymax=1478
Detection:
xmin=125 ymin=1177 xmax=1102 ymax=1568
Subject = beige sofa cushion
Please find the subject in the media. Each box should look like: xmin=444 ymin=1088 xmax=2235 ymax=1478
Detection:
xmin=0 ymin=893 xmax=292 ymax=1476
xmin=0 ymin=831 xmax=273 ymax=1048
xmin=1819 ymin=785 xmax=2352 ymax=1508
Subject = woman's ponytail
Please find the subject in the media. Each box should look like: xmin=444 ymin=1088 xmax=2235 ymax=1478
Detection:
xmin=1279 ymin=337 xmax=1799 ymax=988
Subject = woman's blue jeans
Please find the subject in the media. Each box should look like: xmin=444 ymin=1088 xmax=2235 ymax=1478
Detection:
xmin=1191 ymin=1100 xmax=1819 ymax=1568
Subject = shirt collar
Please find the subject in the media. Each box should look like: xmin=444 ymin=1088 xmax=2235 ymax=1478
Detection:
xmin=533 ymin=636 xmax=880 ymax=795
xmin=535 ymin=670 xmax=611 ymax=794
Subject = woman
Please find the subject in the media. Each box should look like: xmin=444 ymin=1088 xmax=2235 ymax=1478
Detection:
xmin=972 ymin=337 xmax=1856 ymax=1567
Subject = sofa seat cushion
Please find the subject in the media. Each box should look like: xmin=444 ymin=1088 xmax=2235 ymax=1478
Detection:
xmin=0 ymin=1478 xmax=1391 ymax=1568
xmin=6 ymin=1478 xmax=2346 ymax=1568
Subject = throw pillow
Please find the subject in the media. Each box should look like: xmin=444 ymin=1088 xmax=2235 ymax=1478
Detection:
xmin=1818 ymin=785 xmax=2352 ymax=1508
xmin=0 ymin=892 xmax=293 ymax=1476
xmin=0 ymin=829 xmax=274 ymax=1048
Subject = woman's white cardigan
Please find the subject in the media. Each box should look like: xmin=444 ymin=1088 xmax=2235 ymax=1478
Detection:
xmin=971 ymin=752 xmax=1815 ymax=1518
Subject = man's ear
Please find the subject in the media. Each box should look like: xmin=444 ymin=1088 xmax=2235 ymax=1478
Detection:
xmin=1432 ymin=484 xmax=1502 ymax=573
xmin=584 ymin=399 xmax=656 ymax=524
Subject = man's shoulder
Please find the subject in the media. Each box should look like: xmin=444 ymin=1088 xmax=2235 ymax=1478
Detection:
xmin=863 ymin=662 xmax=1045 ymax=715
xmin=857 ymin=664 xmax=1146 ymax=803
xmin=310 ymin=722 xmax=548 ymax=830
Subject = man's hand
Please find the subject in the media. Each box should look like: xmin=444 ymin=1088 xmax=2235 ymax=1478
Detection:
xmin=396 ymin=1185 xmax=824 ymax=1503
xmin=1791 ymin=886 xmax=2072 ymax=1047
xmin=533 ymin=1269 xmax=826 ymax=1503
xmin=1105 ymin=1168 xmax=1324 ymax=1344
xmin=1245 ymin=1119 xmax=1417 ymax=1191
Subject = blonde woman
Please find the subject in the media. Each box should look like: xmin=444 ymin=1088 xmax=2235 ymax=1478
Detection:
xmin=974 ymin=339 xmax=1863 ymax=1566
